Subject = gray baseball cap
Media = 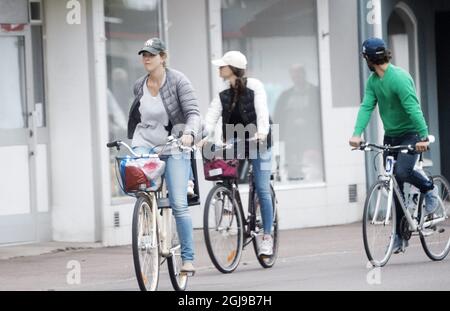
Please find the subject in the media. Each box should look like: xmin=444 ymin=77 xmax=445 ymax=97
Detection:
xmin=138 ymin=37 xmax=166 ymax=55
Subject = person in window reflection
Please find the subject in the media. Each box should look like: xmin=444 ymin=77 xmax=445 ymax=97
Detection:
xmin=273 ymin=64 xmax=321 ymax=181
xmin=127 ymin=37 xmax=201 ymax=274
xmin=202 ymin=51 xmax=275 ymax=257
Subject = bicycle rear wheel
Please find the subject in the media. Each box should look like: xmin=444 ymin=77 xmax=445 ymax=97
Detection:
xmin=363 ymin=180 xmax=396 ymax=267
xmin=132 ymin=196 xmax=160 ymax=291
xmin=203 ymin=184 xmax=244 ymax=273
xmin=252 ymin=185 xmax=279 ymax=268
xmin=420 ymin=175 xmax=450 ymax=261
xmin=168 ymin=216 xmax=188 ymax=291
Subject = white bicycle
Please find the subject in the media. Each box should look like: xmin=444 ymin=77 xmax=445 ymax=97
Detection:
xmin=356 ymin=137 xmax=450 ymax=267
xmin=107 ymin=137 xmax=194 ymax=291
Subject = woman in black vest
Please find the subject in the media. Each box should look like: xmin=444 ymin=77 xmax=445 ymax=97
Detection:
xmin=204 ymin=51 xmax=274 ymax=256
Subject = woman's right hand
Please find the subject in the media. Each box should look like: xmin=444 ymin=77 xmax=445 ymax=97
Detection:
xmin=196 ymin=137 xmax=209 ymax=148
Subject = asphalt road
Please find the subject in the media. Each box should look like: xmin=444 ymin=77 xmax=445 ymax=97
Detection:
xmin=1 ymin=222 xmax=449 ymax=291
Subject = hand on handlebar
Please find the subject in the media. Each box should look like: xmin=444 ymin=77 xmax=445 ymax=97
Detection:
xmin=180 ymin=134 xmax=194 ymax=147
xmin=415 ymin=141 xmax=429 ymax=153
xmin=255 ymin=133 xmax=267 ymax=142
xmin=349 ymin=136 xmax=363 ymax=148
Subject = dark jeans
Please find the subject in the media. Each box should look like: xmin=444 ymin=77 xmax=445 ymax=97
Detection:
xmin=383 ymin=133 xmax=434 ymax=233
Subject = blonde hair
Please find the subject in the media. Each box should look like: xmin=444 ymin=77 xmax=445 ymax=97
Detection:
xmin=160 ymin=51 xmax=169 ymax=68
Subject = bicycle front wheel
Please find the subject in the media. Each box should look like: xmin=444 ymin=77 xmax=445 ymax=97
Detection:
xmin=252 ymin=185 xmax=279 ymax=268
xmin=363 ymin=180 xmax=396 ymax=267
xmin=420 ymin=175 xmax=450 ymax=261
xmin=168 ymin=216 xmax=188 ymax=291
xmin=132 ymin=196 xmax=160 ymax=291
xmin=203 ymin=184 xmax=244 ymax=273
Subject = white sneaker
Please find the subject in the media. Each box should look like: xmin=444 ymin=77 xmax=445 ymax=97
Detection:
xmin=258 ymin=236 xmax=273 ymax=257
xmin=187 ymin=180 xmax=195 ymax=197
xmin=181 ymin=261 xmax=196 ymax=274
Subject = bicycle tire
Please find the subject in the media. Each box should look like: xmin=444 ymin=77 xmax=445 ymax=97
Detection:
xmin=167 ymin=216 xmax=188 ymax=291
xmin=203 ymin=184 xmax=244 ymax=273
xmin=363 ymin=180 xmax=396 ymax=267
xmin=252 ymin=184 xmax=279 ymax=268
xmin=420 ymin=175 xmax=450 ymax=261
xmin=132 ymin=196 xmax=160 ymax=291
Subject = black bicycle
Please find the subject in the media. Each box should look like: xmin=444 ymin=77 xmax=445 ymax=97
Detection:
xmin=202 ymin=141 xmax=279 ymax=273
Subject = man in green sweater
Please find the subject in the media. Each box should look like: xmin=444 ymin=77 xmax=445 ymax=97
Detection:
xmin=349 ymin=37 xmax=438 ymax=253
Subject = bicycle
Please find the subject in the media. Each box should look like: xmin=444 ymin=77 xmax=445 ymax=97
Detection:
xmin=355 ymin=136 xmax=450 ymax=267
xmin=202 ymin=140 xmax=279 ymax=273
xmin=107 ymin=136 xmax=195 ymax=291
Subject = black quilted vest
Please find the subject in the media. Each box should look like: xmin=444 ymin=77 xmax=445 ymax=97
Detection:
xmin=219 ymin=86 xmax=272 ymax=152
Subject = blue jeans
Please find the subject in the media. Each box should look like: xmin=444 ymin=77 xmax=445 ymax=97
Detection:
xmin=133 ymin=147 xmax=194 ymax=262
xmin=251 ymin=149 xmax=274 ymax=234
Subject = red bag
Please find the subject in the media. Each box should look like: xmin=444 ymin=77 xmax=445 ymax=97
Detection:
xmin=203 ymin=158 xmax=239 ymax=181
xmin=124 ymin=165 xmax=150 ymax=192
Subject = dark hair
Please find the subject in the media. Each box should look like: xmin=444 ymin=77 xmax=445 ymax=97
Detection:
xmin=365 ymin=49 xmax=392 ymax=65
xmin=228 ymin=66 xmax=247 ymax=112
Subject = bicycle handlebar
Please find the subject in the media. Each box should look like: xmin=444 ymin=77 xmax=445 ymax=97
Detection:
xmin=352 ymin=134 xmax=435 ymax=154
xmin=354 ymin=143 xmax=415 ymax=153
xmin=106 ymin=141 xmax=120 ymax=148
xmin=106 ymin=136 xmax=194 ymax=157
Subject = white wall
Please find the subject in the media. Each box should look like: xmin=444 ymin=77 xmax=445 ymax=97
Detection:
xmin=45 ymin=0 xmax=98 ymax=241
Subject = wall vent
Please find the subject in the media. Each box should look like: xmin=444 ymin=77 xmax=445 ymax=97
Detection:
xmin=349 ymin=184 xmax=357 ymax=203
xmin=114 ymin=212 xmax=120 ymax=228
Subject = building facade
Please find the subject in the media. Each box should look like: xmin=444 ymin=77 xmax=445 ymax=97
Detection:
xmin=0 ymin=0 xmax=447 ymax=246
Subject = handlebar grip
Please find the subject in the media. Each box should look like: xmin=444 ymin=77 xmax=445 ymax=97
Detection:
xmin=106 ymin=141 xmax=120 ymax=148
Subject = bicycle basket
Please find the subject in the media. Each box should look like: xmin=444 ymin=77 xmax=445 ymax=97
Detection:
xmin=115 ymin=156 xmax=165 ymax=193
xmin=202 ymin=156 xmax=239 ymax=181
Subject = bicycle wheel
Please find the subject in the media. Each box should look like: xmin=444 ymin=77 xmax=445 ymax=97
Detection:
xmin=420 ymin=175 xmax=450 ymax=261
xmin=132 ymin=196 xmax=160 ymax=291
xmin=203 ymin=184 xmax=244 ymax=273
xmin=168 ymin=215 xmax=188 ymax=291
xmin=363 ymin=180 xmax=397 ymax=267
xmin=252 ymin=185 xmax=279 ymax=268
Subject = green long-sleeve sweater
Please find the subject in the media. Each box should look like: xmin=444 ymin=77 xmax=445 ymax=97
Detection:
xmin=353 ymin=64 xmax=428 ymax=139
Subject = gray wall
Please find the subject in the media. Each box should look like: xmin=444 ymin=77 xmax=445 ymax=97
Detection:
xmin=166 ymin=0 xmax=211 ymax=114
xmin=0 ymin=0 xmax=28 ymax=23
xmin=329 ymin=0 xmax=361 ymax=108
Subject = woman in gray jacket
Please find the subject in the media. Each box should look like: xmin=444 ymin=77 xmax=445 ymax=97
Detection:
xmin=128 ymin=37 xmax=201 ymax=273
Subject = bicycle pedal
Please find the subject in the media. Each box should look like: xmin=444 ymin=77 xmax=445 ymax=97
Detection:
xmin=180 ymin=271 xmax=195 ymax=277
xmin=259 ymin=254 xmax=272 ymax=259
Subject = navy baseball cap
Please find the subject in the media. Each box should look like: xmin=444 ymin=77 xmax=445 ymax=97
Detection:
xmin=361 ymin=37 xmax=387 ymax=57
xmin=138 ymin=37 xmax=166 ymax=55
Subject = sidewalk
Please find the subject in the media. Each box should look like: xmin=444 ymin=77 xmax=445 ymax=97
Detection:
xmin=0 ymin=242 xmax=103 ymax=260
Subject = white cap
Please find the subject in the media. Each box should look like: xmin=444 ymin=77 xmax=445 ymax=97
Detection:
xmin=212 ymin=51 xmax=247 ymax=69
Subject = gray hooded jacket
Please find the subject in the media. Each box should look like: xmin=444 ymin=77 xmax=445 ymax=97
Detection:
xmin=127 ymin=68 xmax=201 ymax=141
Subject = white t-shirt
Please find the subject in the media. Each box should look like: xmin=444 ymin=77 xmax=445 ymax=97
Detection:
xmin=132 ymin=75 xmax=172 ymax=154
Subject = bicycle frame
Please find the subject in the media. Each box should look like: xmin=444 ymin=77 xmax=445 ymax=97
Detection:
xmin=374 ymin=154 xmax=447 ymax=234
xmin=222 ymin=162 xmax=271 ymax=247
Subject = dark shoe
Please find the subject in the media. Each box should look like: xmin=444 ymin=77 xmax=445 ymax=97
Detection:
xmin=393 ymin=235 xmax=408 ymax=254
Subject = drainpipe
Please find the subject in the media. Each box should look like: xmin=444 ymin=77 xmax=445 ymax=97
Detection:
xmin=358 ymin=0 xmax=384 ymax=192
